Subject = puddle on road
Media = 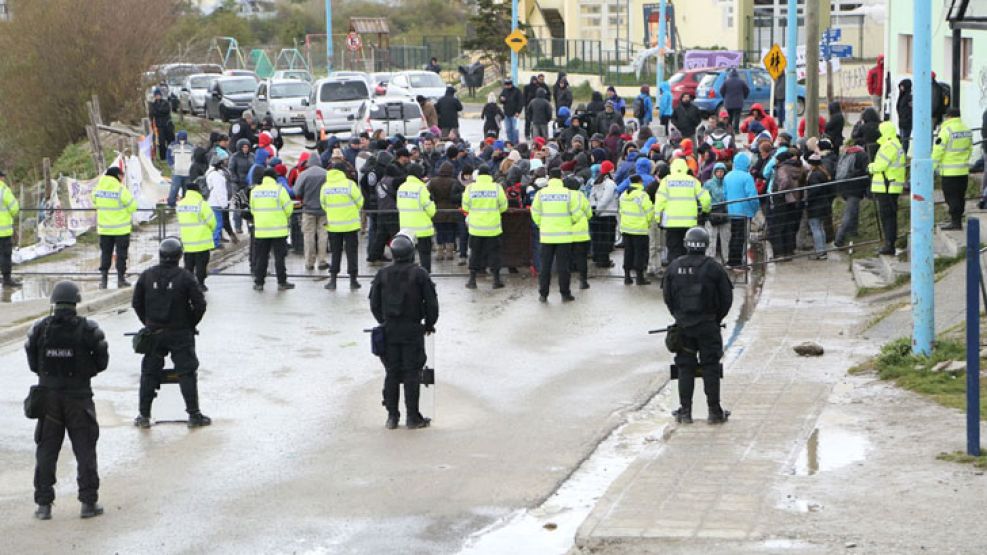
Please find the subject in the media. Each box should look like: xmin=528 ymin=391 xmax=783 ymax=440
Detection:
xmin=794 ymin=426 xmax=868 ymax=476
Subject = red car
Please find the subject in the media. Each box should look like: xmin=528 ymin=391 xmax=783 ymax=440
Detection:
xmin=669 ymin=67 xmax=722 ymax=108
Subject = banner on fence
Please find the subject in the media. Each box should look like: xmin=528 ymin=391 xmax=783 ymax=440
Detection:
xmin=683 ymin=50 xmax=744 ymax=70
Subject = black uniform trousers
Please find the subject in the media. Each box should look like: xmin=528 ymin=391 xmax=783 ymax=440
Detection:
xmin=382 ymin=331 xmax=426 ymax=419
xmin=875 ymin=193 xmax=899 ymax=250
xmin=369 ymin=213 xmax=399 ymax=261
xmin=570 ymin=240 xmax=589 ymax=281
xmin=34 ymin=390 xmax=99 ymax=505
xmin=727 ymin=217 xmax=747 ymax=267
xmin=183 ymin=251 xmax=210 ymax=285
xmin=329 ymin=230 xmax=359 ymax=276
xmin=674 ymin=321 xmax=724 ymax=410
xmin=254 ymin=237 xmax=288 ymax=285
xmin=417 ymin=236 xmax=433 ymax=273
xmin=589 ymin=215 xmax=616 ymax=265
xmin=942 ymin=175 xmax=968 ymax=224
xmin=665 ymin=227 xmax=687 ymax=262
xmin=468 ymin=235 xmax=501 ymax=272
xmin=139 ymin=329 xmax=201 ymax=417
xmin=621 ymin=233 xmax=649 ymax=272
xmin=98 ymin=234 xmax=130 ymax=277
xmin=539 ymin=242 xmax=572 ymax=296
xmin=768 ymin=201 xmax=800 ymax=257
xmin=0 ymin=236 xmax=12 ymax=279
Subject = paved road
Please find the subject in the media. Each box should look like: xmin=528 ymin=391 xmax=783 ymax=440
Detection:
xmin=0 ymin=271 xmax=678 ymax=552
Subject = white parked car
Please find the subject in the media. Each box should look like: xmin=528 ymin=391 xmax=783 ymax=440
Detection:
xmin=306 ymin=76 xmax=373 ymax=137
xmin=385 ymin=71 xmax=447 ymax=101
xmin=179 ymin=73 xmax=219 ymax=116
xmin=252 ymin=79 xmax=312 ymax=128
xmin=272 ymin=69 xmax=313 ymax=83
xmin=350 ymin=99 xmax=425 ymax=137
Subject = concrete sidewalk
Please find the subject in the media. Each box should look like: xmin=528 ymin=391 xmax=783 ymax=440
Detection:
xmin=576 ymin=257 xmax=871 ymax=551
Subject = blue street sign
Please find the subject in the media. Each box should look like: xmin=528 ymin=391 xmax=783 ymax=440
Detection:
xmin=830 ymin=44 xmax=853 ymax=58
xmin=823 ymin=27 xmax=842 ymax=43
xmin=819 ymin=44 xmax=831 ymax=59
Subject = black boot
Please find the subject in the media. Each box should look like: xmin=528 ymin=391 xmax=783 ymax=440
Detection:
xmin=579 ymin=276 xmax=590 ymax=289
xmin=385 ymin=413 xmax=400 ymax=430
xmin=99 ymin=273 xmax=108 ymax=289
xmin=623 ymin=270 xmax=633 ymax=285
xmin=118 ymin=275 xmax=131 ymax=288
xmin=324 ymin=274 xmax=337 ymax=290
xmin=179 ymin=373 xmax=210 ymax=428
xmin=465 ymin=272 xmax=477 ymax=289
xmin=492 ymin=271 xmax=505 ymax=289
xmin=708 ymin=406 xmax=731 ymax=424
xmin=80 ymin=502 xmax=104 ymax=519
xmin=350 ymin=275 xmax=361 ymax=289
xmin=635 ymin=271 xmax=651 ymax=286
xmin=188 ymin=412 xmax=212 ymax=428
xmin=133 ymin=415 xmax=151 ymax=429
xmin=407 ymin=415 xmax=432 ymax=429
xmin=672 ymin=406 xmax=693 ymax=424
xmin=34 ymin=504 xmax=52 ymax=520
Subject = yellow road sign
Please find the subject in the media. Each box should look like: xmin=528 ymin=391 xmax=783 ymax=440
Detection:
xmin=763 ymin=44 xmax=787 ymax=81
xmin=505 ymin=29 xmax=528 ymax=53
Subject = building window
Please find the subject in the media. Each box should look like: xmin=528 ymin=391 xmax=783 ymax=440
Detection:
xmin=943 ymin=36 xmax=973 ymax=81
xmin=898 ymin=34 xmax=912 ymax=74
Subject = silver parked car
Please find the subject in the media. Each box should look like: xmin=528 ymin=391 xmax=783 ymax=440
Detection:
xmin=385 ymin=71 xmax=447 ymax=101
xmin=350 ymin=99 xmax=425 ymax=137
xmin=205 ymin=76 xmax=258 ymax=121
xmin=252 ymin=79 xmax=312 ymax=128
xmin=179 ymin=73 xmax=219 ymax=116
xmin=306 ymin=76 xmax=373 ymax=136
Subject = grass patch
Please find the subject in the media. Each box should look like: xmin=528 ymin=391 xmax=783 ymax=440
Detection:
xmin=936 ymin=451 xmax=987 ymax=469
xmin=852 ymin=337 xmax=987 ymax=417
xmin=51 ymin=141 xmax=97 ymax=179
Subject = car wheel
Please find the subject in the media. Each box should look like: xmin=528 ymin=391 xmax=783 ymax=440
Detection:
xmin=797 ymin=97 xmax=806 ymax=116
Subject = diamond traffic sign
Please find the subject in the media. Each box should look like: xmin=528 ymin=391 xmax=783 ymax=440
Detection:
xmin=829 ymin=44 xmax=853 ymax=58
xmin=505 ymin=29 xmax=527 ymax=53
xmin=762 ymin=44 xmax=787 ymax=81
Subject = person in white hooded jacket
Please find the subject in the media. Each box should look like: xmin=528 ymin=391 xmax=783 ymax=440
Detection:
xmin=588 ymin=160 xmax=618 ymax=267
xmin=205 ymin=152 xmax=235 ymax=248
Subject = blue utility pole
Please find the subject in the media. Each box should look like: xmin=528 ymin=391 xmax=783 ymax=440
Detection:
xmin=784 ymin=0 xmax=797 ymax=136
xmin=911 ymin=0 xmax=934 ymax=355
xmin=325 ymin=0 xmax=333 ymax=75
xmin=656 ymin=0 xmax=667 ymax=93
xmin=511 ymin=0 xmax=519 ymax=84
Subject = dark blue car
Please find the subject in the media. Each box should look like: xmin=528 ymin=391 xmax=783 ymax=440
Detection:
xmin=693 ymin=68 xmax=805 ymax=116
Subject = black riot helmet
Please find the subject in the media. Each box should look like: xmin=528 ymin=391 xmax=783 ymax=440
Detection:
xmin=390 ymin=230 xmax=417 ymax=263
xmin=684 ymin=226 xmax=710 ymax=254
xmin=50 ymin=280 xmax=81 ymax=306
xmin=159 ymin=237 xmax=184 ymax=265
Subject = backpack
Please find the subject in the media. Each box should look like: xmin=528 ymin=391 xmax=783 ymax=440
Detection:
xmin=632 ymin=97 xmax=646 ymax=120
xmin=195 ymin=175 xmax=211 ymax=200
xmin=836 ymin=151 xmax=864 ymax=181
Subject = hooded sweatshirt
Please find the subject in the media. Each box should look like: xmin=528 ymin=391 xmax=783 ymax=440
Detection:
xmin=824 ymin=101 xmax=846 ymax=150
xmin=852 ymin=107 xmax=882 ymax=159
xmin=724 ymin=153 xmax=759 ymax=218
xmin=526 ymin=88 xmax=554 ymax=125
xmin=658 ymin=82 xmax=674 ymax=118
xmin=616 ymin=157 xmax=655 ymax=195
xmin=703 ymin=163 xmax=728 ymax=204
xmin=740 ymin=103 xmax=778 ymax=143
xmin=435 ymin=86 xmax=463 ymax=130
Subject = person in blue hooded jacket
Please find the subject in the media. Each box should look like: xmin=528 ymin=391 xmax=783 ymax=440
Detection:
xmin=703 ymin=162 xmax=730 ymax=262
xmin=723 ymin=153 xmax=760 ymax=268
xmin=614 ymin=150 xmax=640 ymax=184
xmin=658 ymin=82 xmax=674 ymax=135
xmin=616 ymin=157 xmax=655 ymax=195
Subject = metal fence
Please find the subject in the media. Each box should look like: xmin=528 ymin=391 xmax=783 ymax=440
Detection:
xmin=519 ymin=38 xmax=661 ymax=86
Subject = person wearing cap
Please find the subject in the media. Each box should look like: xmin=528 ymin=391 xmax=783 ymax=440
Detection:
xmin=249 ymin=170 xmax=295 ymax=290
xmin=149 ymin=88 xmax=175 ymax=161
xmin=0 ymin=169 xmax=20 ymax=287
xmin=133 ymin=238 xmax=210 ymax=429
xmin=499 ymin=79 xmax=524 ymax=144
xmin=369 ymin=231 xmax=439 ymax=430
xmin=91 ymin=167 xmax=137 ymax=289
xmin=176 ymin=178 xmax=216 ymax=289
xmin=396 ymin=163 xmax=436 ymax=272
xmin=25 ymin=280 xmax=109 ymax=520
xmin=596 ymin=100 xmax=624 ymax=139
xmin=532 ymin=167 xmax=584 ymax=302
xmin=321 ymin=162 xmax=364 ymax=291
xmin=564 ymin=174 xmax=592 ymax=290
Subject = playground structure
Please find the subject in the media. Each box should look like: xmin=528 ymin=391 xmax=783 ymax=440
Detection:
xmin=208 ymin=36 xmax=310 ymax=78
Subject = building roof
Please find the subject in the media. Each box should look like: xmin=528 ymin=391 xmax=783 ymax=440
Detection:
xmin=350 ymin=18 xmax=389 ymax=35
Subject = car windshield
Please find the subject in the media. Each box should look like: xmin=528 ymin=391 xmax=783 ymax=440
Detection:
xmin=669 ymin=73 xmax=685 ymax=85
xmin=190 ymin=76 xmax=214 ymax=89
xmin=408 ymin=73 xmax=444 ymax=88
xmin=282 ymin=71 xmax=309 ymax=80
xmin=321 ymin=81 xmax=369 ymax=102
xmin=223 ymin=78 xmax=257 ymax=94
xmin=270 ymin=82 xmax=311 ymax=99
xmin=369 ymin=102 xmax=423 ymax=121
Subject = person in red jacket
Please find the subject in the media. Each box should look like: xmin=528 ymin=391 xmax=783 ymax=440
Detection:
xmin=798 ymin=115 xmax=826 ymax=138
xmin=739 ymin=103 xmax=778 ymax=144
xmin=287 ymin=151 xmax=310 ymax=187
xmin=867 ymin=55 xmax=884 ymax=110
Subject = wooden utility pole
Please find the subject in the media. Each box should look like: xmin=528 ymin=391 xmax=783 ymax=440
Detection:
xmin=86 ymin=97 xmax=106 ymax=172
xmin=805 ymin=0 xmax=820 ymax=139
xmin=41 ymin=157 xmax=51 ymax=210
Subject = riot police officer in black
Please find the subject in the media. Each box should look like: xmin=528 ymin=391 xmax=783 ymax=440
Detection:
xmin=132 ymin=238 xmax=210 ymax=428
xmin=369 ymin=231 xmax=439 ymax=430
xmin=25 ymin=281 xmax=109 ymax=520
xmin=662 ymin=227 xmax=734 ymax=424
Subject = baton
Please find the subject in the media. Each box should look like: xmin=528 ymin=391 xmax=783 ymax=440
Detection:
xmin=648 ymin=323 xmax=726 ymax=334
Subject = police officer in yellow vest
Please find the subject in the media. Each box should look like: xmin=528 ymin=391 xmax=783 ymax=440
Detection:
xmin=321 ymin=163 xmax=364 ymax=291
xmin=396 ymin=163 xmax=436 ymax=272
xmin=932 ymin=108 xmax=973 ymax=230
xmin=868 ymin=121 xmax=907 ymax=255
xmin=654 ymin=159 xmax=711 ymax=262
xmin=532 ymin=167 xmax=585 ymax=303
xmin=0 ymin=168 xmax=21 ymax=288
xmin=462 ymin=165 xmax=508 ymax=290
xmin=565 ymin=176 xmax=593 ymax=290
xmin=91 ymin=167 xmax=137 ymax=289
xmin=249 ymin=170 xmax=294 ymax=291
xmin=619 ymin=174 xmax=656 ymax=285
xmin=176 ymin=180 xmax=216 ymax=291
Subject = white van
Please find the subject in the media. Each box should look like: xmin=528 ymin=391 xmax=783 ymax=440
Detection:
xmin=306 ymin=77 xmax=372 ymax=137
